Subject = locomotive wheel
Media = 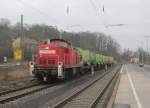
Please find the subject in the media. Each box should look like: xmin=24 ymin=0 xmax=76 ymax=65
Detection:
xmin=64 ymin=68 xmax=73 ymax=79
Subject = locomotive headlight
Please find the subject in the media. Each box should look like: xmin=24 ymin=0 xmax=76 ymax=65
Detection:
xmin=58 ymin=62 xmax=63 ymax=66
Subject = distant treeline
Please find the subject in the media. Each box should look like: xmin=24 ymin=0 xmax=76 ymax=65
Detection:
xmin=0 ymin=18 xmax=121 ymax=62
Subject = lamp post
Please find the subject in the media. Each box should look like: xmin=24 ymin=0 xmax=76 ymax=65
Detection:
xmin=145 ymin=36 xmax=150 ymax=64
xmin=21 ymin=14 xmax=23 ymax=37
xmin=137 ymin=41 xmax=144 ymax=64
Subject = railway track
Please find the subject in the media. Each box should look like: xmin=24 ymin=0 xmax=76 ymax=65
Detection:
xmin=0 ymin=77 xmax=37 ymax=94
xmin=0 ymin=65 xmax=120 ymax=108
xmin=0 ymin=83 xmax=56 ymax=104
xmin=49 ymin=65 xmax=121 ymax=108
xmin=0 ymin=82 xmax=41 ymax=97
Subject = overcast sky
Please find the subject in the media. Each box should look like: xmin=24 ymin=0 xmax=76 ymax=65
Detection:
xmin=0 ymin=0 xmax=150 ymax=51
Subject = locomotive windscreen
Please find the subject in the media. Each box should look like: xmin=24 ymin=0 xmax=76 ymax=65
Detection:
xmin=50 ymin=41 xmax=67 ymax=47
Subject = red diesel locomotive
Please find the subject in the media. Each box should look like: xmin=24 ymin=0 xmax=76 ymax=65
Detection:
xmin=33 ymin=38 xmax=81 ymax=81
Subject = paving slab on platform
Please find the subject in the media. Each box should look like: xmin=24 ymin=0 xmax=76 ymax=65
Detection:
xmin=114 ymin=64 xmax=150 ymax=108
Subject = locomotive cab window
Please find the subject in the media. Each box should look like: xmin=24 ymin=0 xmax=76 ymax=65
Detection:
xmin=50 ymin=41 xmax=68 ymax=47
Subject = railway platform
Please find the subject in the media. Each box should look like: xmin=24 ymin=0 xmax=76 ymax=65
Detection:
xmin=113 ymin=64 xmax=150 ymax=108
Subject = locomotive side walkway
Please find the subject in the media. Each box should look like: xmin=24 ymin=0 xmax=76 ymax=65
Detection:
xmin=114 ymin=64 xmax=150 ymax=108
